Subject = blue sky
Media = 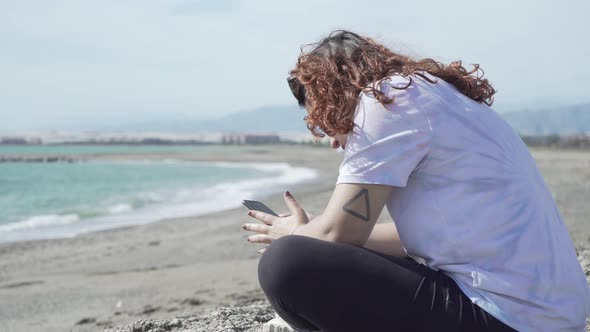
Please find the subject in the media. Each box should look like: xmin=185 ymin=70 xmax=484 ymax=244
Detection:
xmin=1 ymin=0 xmax=588 ymax=131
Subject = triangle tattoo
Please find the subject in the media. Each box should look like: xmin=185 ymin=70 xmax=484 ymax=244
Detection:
xmin=342 ymin=188 xmax=370 ymax=222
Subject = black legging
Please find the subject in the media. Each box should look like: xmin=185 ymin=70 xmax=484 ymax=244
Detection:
xmin=257 ymin=235 xmax=517 ymax=332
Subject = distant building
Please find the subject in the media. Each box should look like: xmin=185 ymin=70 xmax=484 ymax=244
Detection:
xmin=0 ymin=136 xmax=42 ymax=145
xmin=221 ymin=133 xmax=281 ymax=145
xmin=141 ymin=137 xmax=172 ymax=145
xmin=520 ymin=133 xmax=590 ymax=149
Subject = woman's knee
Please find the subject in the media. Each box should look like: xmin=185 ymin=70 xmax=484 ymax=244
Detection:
xmin=257 ymin=235 xmax=314 ymax=296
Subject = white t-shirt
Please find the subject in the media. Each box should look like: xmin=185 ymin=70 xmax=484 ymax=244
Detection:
xmin=336 ymin=73 xmax=590 ymax=332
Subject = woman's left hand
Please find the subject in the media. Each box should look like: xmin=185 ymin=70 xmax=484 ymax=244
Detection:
xmin=242 ymin=191 xmax=309 ymax=254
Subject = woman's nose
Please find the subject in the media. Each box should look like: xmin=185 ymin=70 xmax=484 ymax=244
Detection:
xmin=330 ymin=138 xmax=340 ymax=149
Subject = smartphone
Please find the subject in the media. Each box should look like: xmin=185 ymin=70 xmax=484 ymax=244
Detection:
xmin=242 ymin=199 xmax=279 ymax=216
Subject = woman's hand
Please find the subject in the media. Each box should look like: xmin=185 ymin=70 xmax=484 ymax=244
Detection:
xmin=242 ymin=191 xmax=310 ymax=254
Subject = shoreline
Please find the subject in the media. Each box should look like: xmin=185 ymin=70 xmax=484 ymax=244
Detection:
xmin=1 ymin=146 xmax=589 ymax=331
xmin=0 ymin=158 xmax=321 ymax=244
xmin=0 ymin=145 xmax=345 ymax=332
xmin=0 ymin=145 xmax=344 ymax=250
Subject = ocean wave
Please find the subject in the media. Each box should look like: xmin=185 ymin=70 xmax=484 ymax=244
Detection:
xmin=108 ymin=203 xmax=133 ymax=214
xmin=0 ymin=161 xmax=318 ymax=243
xmin=0 ymin=214 xmax=80 ymax=233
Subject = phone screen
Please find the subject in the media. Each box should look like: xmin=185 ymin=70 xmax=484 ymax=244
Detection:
xmin=242 ymin=200 xmax=279 ymax=216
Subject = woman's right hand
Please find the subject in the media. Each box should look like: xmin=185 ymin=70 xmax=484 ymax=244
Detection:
xmin=242 ymin=191 xmax=314 ymax=254
xmin=279 ymin=211 xmax=317 ymax=221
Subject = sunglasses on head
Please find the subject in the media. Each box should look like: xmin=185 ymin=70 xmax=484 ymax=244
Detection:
xmin=287 ymin=76 xmax=306 ymax=108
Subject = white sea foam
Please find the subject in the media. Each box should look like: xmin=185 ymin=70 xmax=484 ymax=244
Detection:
xmin=108 ymin=203 xmax=133 ymax=214
xmin=0 ymin=214 xmax=80 ymax=233
xmin=0 ymin=161 xmax=318 ymax=243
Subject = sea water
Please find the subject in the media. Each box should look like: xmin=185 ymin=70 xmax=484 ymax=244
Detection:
xmin=0 ymin=145 xmax=317 ymax=243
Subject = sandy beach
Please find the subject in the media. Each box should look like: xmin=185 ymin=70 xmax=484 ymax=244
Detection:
xmin=0 ymin=146 xmax=589 ymax=332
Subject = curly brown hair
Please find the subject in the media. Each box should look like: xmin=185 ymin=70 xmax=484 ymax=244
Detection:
xmin=288 ymin=30 xmax=497 ymax=138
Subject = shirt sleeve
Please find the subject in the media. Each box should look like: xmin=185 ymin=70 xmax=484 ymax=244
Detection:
xmin=336 ymin=77 xmax=433 ymax=187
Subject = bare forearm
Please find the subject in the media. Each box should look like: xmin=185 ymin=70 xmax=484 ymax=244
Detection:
xmin=363 ymin=223 xmax=408 ymax=258
xmin=291 ymin=216 xmax=337 ymax=242
xmin=292 ymin=218 xmax=407 ymax=258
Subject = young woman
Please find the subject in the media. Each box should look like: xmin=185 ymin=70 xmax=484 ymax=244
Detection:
xmin=241 ymin=30 xmax=590 ymax=331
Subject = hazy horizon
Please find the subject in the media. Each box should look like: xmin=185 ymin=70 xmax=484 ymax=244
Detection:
xmin=1 ymin=0 xmax=589 ymax=131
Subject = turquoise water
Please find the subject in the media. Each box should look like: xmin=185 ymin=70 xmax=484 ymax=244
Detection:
xmin=0 ymin=161 xmax=264 ymax=226
xmin=0 ymin=145 xmax=318 ymax=243
xmin=0 ymin=144 xmax=262 ymax=156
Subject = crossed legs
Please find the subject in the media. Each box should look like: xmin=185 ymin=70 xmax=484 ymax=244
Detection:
xmin=257 ymin=235 xmax=516 ymax=332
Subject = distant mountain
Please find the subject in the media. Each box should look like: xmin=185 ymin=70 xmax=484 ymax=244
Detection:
xmin=100 ymin=102 xmax=590 ymax=135
xmin=108 ymin=105 xmax=309 ymax=133
xmin=197 ymin=105 xmax=309 ymax=133
xmin=191 ymin=102 xmax=590 ymax=135
xmin=500 ymin=103 xmax=590 ymax=135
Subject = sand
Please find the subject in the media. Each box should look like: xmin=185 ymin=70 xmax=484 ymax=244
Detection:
xmin=0 ymin=146 xmax=588 ymax=332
